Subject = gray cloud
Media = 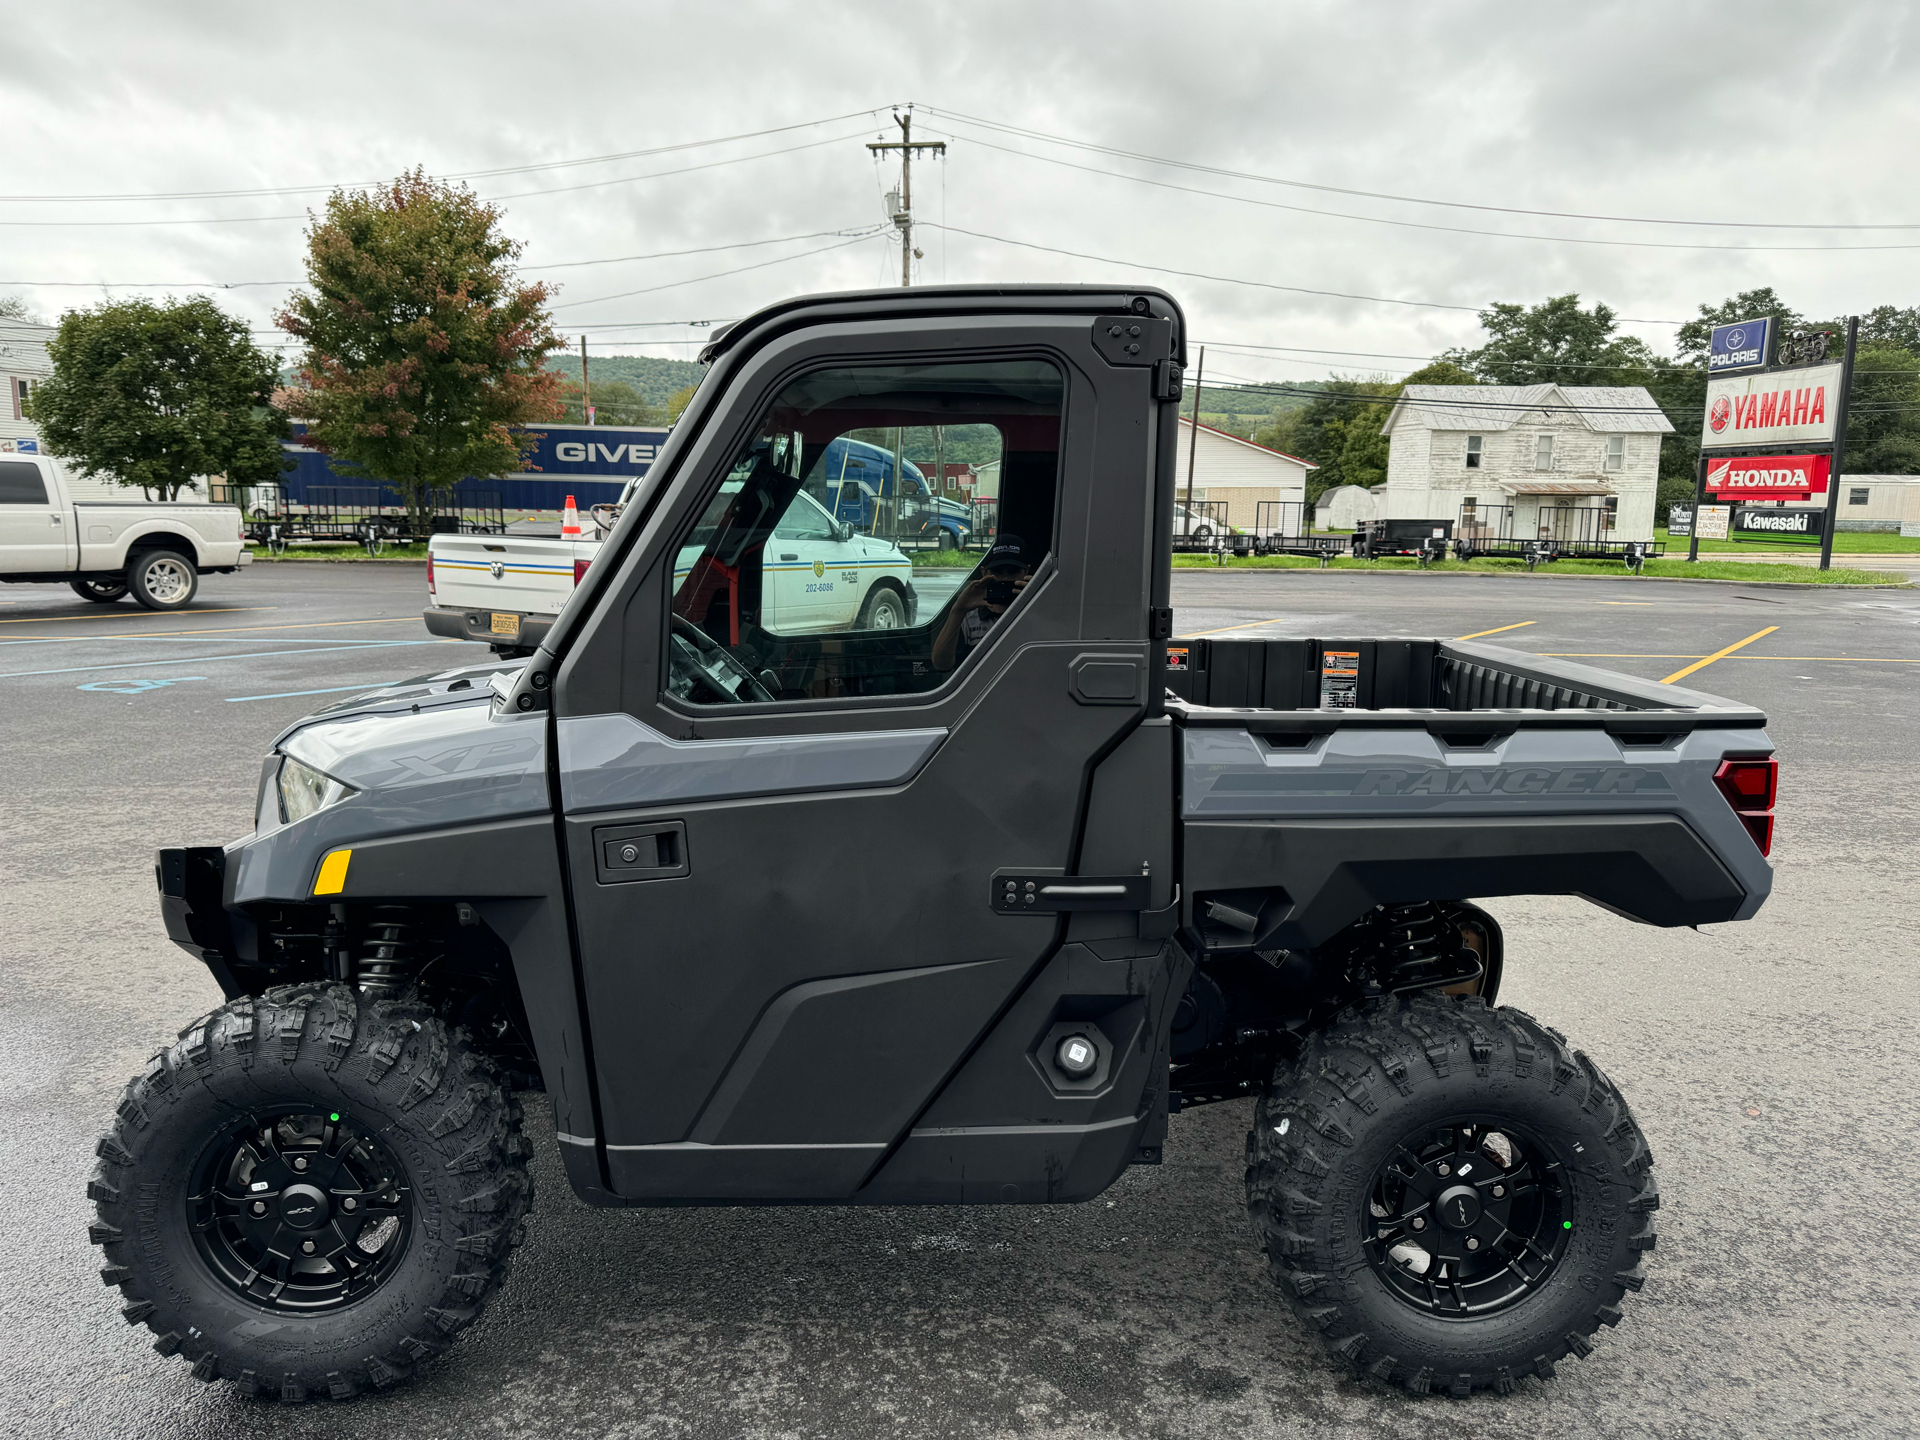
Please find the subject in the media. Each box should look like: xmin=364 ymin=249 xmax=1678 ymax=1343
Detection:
xmin=1 ymin=0 xmax=1912 ymax=380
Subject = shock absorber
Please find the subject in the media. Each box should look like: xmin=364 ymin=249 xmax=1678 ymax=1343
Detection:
xmin=1364 ymin=902 xmax=1481 ymax=993
xmin=355 ymin=907 xmax=417 ymax=999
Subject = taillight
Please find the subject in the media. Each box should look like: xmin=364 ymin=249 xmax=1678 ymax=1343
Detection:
xmin=1713 ymin=757 xmax=1778 ymax=856
xmin=574 ymin=557 xmax=591 ymax=587
xmin=426 ymin=553 xmax=435 ymax=593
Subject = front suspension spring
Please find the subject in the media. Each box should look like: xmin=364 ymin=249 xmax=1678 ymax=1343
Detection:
xmin=355 ymin=907 xmax=416 ymax=1000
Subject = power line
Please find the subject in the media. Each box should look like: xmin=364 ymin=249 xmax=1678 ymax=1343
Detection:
xmin=0 ymin=226 xmax=882 ymax=290
xmin=0 ymin=133 xmax=873 ymax=227
xmin=547 ymin=231 xmax=885 ymax=310
xmin=1199 ymin=339 xmax=1918 ymax=377
xmin=921 ymin=222 xmax=1692 ymax=324
xmin=0 ymin=110 xmax=890 ymax=203
xmin=924 ymin=128 xmax=1917 ymax=253
xmin=924 ymin=107 xmax=1918 ymax=232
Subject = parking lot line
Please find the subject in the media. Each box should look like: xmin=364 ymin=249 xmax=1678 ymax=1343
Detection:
xmin=1455 ymin=621 xmax=1536 ymax=640
xmin=1659 ymin=626 xmax=1778 ymax=685
xmin=0 ymin=637 xmax=469 ymax=681
xmin=225 ymin=681 xmax=405 ymax=703
xmin=1543 ymin=652 xmax=1918 ymax=665
xmin=0 ymin=606 xmax=271 ymax=626
xmin=0 ymin=616 xmax=423 ymax=647
xmin=1180 ymin=617 xmax=1288 ymax=638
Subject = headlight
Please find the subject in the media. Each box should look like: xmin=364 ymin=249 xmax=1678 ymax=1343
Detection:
xmin=277 ymin=755 xmax=355 ymax=823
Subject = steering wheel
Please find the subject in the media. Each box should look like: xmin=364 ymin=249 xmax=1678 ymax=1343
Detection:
xmin=667 ymin=616 xmax=776 ymax=705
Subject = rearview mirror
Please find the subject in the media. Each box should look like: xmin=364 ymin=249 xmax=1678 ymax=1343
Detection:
xmin=836 ymin=521 xmax=855 ymax=542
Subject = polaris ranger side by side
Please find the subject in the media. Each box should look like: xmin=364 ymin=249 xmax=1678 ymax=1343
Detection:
xmin=102 ymin=286 xmax=1780 ymax=1403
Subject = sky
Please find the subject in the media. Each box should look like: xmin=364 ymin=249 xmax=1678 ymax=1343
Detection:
xmin=2 ymin=0 xmax=1915 ymax=388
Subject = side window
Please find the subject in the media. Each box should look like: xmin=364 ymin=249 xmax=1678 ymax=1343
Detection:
xmin=665 ymin=359 xmax=1062 ymax=707
xmin=1533 ymin=434 xmax=1554 ymax=471
xmin=1464 ymin=435 xmax=1483 ymax=469
xmin=1605 ymin=435 xmax=1626 ymax=471
xmin=0 ymin=459 xmax=49 ymax=504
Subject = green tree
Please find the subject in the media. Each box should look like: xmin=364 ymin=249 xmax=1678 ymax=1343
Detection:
xmin=278 ymin=170 xmax=563 ymax=525
xmin=1255 ymin=361 xmax=1476 ymax=499
xmin=1675 ymin=287 xmax=1805 ymax=362
xmin=1836 ymin=343 xmax=1920 ymax=475
xmin=0 ymin=296 xmax=36 ymax=322
xmin=1445 ymin=294 xmax=1657 ymax=387
xmin=25 ymin=295 xmax=288 ymax=501
xmin=666 ymin=383 xmax=700 ymax=423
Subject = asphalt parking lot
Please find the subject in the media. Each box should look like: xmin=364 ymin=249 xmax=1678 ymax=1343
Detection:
xmin=2 ymin=561 xmax=1916 ymax=1439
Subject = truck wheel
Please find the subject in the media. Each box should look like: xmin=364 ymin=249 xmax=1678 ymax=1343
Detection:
xmin=127 ymin=549 xmax=199 ymax=611
xmin=70 ymin=578 xmax=129 ymax=604
xmin=1245 ymin=994 xmax=1656 ymax=1397
xmin=88 ymin=984 xmax=534 ymax=1401
xmin=858 ymin=583 xmax=908 ymax=630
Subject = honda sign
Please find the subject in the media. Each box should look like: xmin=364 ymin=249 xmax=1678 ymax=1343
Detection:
xmin=1705 ymin=453 xmax=1831 ymax=501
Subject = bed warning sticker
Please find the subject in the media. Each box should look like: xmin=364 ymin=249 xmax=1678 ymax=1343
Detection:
xmin=1319 ymin=650 xmax=1360 ymax=708
xmin=1164 ymin=645 xmax=1191 ymax=672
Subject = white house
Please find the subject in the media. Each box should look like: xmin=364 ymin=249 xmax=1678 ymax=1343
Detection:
xmin=1378 ymin=384 xmax=1672 ymax=543
xmin=0 ymin=317 xmax=54 ymax=454
xmin=1173 ymin=418 xmax=1315 ymax=531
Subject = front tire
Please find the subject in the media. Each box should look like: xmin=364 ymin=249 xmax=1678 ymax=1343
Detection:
xmin=89 ymin=984 xmax=533 ymax=1401
xmin=70 ymin=577 xmax=128 ymax=604
xmin=858 ymin=583 xmax=908 ymax=630
xmin=1245 ymin=994 xmax=1656 ymax=1397
xmin=127 ymin=549 xmax=198 ymax=610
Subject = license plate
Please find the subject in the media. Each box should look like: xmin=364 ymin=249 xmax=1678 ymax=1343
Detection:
xmin=490 ymin=613 xmax=520 ymax=637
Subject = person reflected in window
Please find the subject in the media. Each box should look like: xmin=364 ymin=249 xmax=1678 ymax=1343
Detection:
xmin=932 ymin=534 xmax=1032 ymax=672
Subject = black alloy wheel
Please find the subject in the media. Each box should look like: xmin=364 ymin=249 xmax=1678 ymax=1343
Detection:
xmin=1362 ymin=1119 xmax=1567 ymax=1318
xmin=188 ymin=1110 xmax=411 ymax=1313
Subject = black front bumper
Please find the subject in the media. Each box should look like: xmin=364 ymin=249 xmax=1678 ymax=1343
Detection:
xmin=157 ymin=846 xmax=245 ymax=997
xmin=423 ymin=606 xmax=555 ymax=651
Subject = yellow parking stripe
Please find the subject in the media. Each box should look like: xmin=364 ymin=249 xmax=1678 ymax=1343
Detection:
xmin=0 ymin=606 xmax=271 ymax=625
xmin=0 ymin=616 xmax=420 ymax=643
xmin=1455 ymin=622 xmax=1536 ymax=640
xmin=1660 ymin=627 xmax=1778 ymax=685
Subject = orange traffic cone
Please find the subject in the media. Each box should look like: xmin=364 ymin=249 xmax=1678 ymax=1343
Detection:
xmin=561 ymin=495 xmax=581 ymax=537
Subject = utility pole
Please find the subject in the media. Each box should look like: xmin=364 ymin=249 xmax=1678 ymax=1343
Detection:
xmin=1183 ymin=345 xmax=1206 ymax=536
xmin=1817 ymin=314 xmax=1860 ymax=572
xmin=579 ymin=335 xmax=593 ymax=426
xmin=868 ymin=109 xmax=945 ymax=287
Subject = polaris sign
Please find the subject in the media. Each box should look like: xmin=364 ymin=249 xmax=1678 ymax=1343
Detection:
xmin=1708 ymin=316 xmax=1774 ymax=375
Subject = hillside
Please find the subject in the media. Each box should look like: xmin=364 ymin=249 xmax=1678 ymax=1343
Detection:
xmin=545 ymin=354 xmax=708 ymax=408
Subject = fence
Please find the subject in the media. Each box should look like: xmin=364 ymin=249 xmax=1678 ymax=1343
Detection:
xmin=1454 ymin=501 xmax=1658 ymax=562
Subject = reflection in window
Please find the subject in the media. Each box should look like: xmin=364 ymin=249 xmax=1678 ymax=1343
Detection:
xmin=665 ymin=360 xmax=1063 ymax=707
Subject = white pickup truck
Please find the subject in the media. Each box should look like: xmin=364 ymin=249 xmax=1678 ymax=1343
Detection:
xmin=425 ymin=480 xmax=920 ymax=656
xmin=0 ymin=453 xmax=250 ymax=609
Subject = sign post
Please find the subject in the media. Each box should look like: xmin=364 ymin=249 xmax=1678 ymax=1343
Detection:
xmin=1817 ymin=315 xmax=1860 ymax=573
xmin=1687 ymin=453 xmax=1706 ymax=562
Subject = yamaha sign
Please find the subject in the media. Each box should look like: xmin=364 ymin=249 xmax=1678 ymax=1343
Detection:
xmin=1708 ymin=316 xmax=1774 ymax=375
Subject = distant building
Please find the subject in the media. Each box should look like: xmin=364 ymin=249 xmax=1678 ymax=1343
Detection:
xmin=0 ymin=317 xmax=54 ymax=453
xmin=1378 ymin=384 xmax=1672 ymax=542
xmin=1173 ymin=418 xmax=1315 ymax=531
xmin=1831 ymin=474 xmax=1920 ymax=532
xmin=1317 ymin=483 xmax=1383 ymax=532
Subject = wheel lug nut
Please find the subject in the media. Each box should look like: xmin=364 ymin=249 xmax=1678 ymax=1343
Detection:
xmin=1491 ymin=1184 xmax=1506 ymax=1199
xmin=341 ymin=1197 xmax=357 ymax=1213
xmin=1466 ymin=1237 xmax=1481 ymax=1251
xmin=301 ymin=1239 xmax=316 ymax=1255
xmin=291 ymin=1156 xmax=308 ymax=1172
xmin=1410 ymin=1217 xmax=1426 ymax=1232
xmin=1436 ymin=1162 xmax=1450 ymax=1176
xmin=251 ymin=1200 xmax=268 ymax=1216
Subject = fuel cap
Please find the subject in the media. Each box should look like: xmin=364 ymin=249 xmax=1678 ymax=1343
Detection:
xmin=1056 ymin=1034 xmax=1099 ymax=1078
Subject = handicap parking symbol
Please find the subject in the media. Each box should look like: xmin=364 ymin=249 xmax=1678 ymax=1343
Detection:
xmin=77 ymin=676 xmax=206 ymax=694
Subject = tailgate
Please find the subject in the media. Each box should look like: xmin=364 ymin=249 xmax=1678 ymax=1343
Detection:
xmin=430 ymin=535 xmax=591 ymax=618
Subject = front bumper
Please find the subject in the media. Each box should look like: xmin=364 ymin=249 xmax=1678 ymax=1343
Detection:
xmin=424 ymin=605 xmax=554 ymax=650
xmin=157 ymin=846 xmax=245 ymax=997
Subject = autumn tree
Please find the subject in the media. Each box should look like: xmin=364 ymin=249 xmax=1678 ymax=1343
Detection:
xmin=26 ymin=295 xmax=287 ymax=501
xmin=278 ymin=170 xmax=563 ymax=525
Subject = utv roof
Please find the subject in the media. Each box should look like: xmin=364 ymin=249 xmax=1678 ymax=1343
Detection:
xmin=698 ymin=284 xmax=1187 ymax=365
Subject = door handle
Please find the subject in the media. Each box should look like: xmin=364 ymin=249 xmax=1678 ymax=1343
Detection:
xmin=990 ymin=867 xmax=1151 ymax=913
xmin=780 ymin=552 xmax=799 ymax=561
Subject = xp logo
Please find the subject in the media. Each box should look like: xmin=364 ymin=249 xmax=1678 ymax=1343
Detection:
xmin=813 ymin=559 xmax=825 ymax=578
xmin=1709 ymin=396 xmax=1732 ymax=434
xmin=489 ymin=561 xmax=505 ymax=579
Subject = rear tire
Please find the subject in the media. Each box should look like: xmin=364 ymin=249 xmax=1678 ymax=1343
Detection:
xmin=70 ymin=578 xmax=128 ymax=604
xmin=127 ymin=549 xmax=198 ymax=610
xmin=89 ymin=984 xmax=534 ymax=1401
xmin=1245 ymin=993 xmax=1656 ymax=1397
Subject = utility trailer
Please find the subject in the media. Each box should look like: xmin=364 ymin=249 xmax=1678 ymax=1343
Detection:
xmin=1453 ymin=502 xmax=1665 ymax=568
xmin=1350 ymin=516 xmax=1453 ymax=561
xmin=1252 ymin=499 xmax=1344 ymax=561
xmin=100 ymin=285 xmax=1779 ymax=1405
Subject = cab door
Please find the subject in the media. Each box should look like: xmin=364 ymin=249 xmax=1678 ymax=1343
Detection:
xmin=0 ymin=458 xmax=74 ymax=573
xmin=549 ymin=298 xmax=1175 ymax=1201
